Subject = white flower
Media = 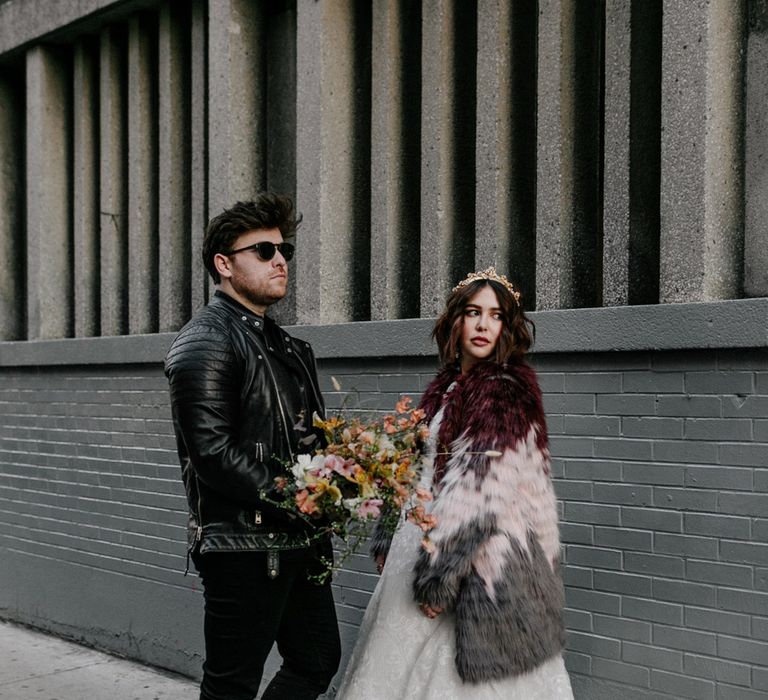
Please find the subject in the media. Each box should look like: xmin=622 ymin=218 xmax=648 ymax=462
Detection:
xmin=292 ymin=455 xmax=311 ymax=487
xmin=342 ymin=497 xmax=362 ymax=513
xmin=379 ymin=436 xmax=395 ymax=452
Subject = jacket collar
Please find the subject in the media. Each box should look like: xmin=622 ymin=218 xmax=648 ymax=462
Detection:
xmin=212 ymin=289 xmax=270 ymax=334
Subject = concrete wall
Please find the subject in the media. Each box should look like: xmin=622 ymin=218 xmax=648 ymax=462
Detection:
xmin=2 ymin=0 xmax=767 ymax=341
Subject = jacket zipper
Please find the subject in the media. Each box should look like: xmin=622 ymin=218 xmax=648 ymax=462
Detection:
xmin=252 ymin=335 xmax=295 ymax=464
xmin=184 ymin=473 xmax=204 ymax=575
xmin=195 ymin=474 xmax=203 ymax=542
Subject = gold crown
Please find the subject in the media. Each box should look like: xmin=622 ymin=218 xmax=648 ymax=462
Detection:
xmin=451 ymin=267 xmax=521 ymax=305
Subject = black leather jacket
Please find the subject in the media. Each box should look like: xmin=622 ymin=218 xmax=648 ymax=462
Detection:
xmin=165 ymin=291 xmax=325 ymax=556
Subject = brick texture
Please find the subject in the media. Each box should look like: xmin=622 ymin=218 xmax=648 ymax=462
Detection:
xmin=1 ymin=348 xmax=767 ymax=697
xmin=542 ymin=349 xmax=768 ymax=698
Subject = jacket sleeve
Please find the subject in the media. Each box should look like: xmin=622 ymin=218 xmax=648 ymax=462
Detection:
xmin=369 ymin=503 xmax=396 ymax=560
xmin=411 ymin=450 xmax=498 ymax=609
xmin=412 ymin=370 xmax=548 ymax=610
xmin=165 ymin=322 xmax=279 ymax=503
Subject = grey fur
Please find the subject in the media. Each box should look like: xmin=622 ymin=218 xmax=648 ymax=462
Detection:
xmin=454 ymin=530 xmax=565 ymax=683
xmin=412 ymin=513 xmax=498 ymax=610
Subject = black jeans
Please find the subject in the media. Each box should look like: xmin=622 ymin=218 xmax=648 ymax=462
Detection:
xmin=193 ymin=545 xmax=341 ymax=700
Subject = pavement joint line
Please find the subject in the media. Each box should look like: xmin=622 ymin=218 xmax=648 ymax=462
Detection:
xmin=0 ymin=659 xmax=114 ymax=687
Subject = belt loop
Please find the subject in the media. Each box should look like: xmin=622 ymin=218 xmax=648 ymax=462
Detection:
xmin=267 ymin=550 xmax=280 ymax=579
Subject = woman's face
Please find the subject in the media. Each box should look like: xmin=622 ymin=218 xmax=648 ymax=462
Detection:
xmin=459 ymin=285 xmax=503 ymax=372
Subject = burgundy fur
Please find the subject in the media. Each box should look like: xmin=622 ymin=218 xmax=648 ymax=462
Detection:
xmin=419 ymin=359 xmax=549 ymax=485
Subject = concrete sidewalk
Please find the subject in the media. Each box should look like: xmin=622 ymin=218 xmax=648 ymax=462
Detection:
xmin=0 ymin=620 xmax=199 ymax=699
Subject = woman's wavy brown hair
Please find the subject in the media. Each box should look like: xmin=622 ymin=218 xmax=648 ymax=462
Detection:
xmin=432 ymin=279 xmax=534 ymax=367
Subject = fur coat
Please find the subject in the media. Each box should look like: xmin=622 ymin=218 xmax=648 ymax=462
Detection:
xmin=377 ymin=358 xmax=565 ymax=683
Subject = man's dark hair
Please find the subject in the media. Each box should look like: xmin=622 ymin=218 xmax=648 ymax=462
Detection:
xmin=202 ymin=193 xmax=302 ymax=283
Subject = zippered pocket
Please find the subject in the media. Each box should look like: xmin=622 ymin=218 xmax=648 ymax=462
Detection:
xmin=195 ymin=474 xmax=204 ymax=541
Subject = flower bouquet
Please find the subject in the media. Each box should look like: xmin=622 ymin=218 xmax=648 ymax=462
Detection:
xmin=270 ymin=396 xmax=433 ymax=582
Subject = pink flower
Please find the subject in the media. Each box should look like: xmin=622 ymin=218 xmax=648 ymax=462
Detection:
xmin=324 ymin=454 xmax=348 ymax=475
xmin=356 ymin=498 xmax=383 ymax=519
xmin=359 ymin=430 xmax=376 ymax=445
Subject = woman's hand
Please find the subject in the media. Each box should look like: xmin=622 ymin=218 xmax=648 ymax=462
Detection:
xmin=419 ymin=602 xmax=443 ymax=619
xmin=375 ymin=554 xmax=386 ymax=574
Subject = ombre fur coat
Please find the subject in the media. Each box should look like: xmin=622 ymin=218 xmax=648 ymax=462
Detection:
xmin=374 ymin=358 xmax=565 ymax=684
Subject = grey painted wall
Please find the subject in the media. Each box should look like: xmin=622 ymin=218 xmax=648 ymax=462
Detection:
xmin=1 ymin=312 xmax=767 ymax=698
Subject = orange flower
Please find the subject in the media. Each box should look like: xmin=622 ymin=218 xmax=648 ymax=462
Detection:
xmin=407 ymin=505 xmax=425 ymax=524
xmin=418 ymin=514 xmax=437 ymax=532
xmin=415 ymin=487 xmax=433 ymax=502
xmin=296 ymin=489 xmax=318 ymax=515
xmin=395 ymin=396 xmax=412 ymax=414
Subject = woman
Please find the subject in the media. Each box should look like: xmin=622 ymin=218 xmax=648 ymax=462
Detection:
xmin=336 ymin=268 xmax=573 ymax=699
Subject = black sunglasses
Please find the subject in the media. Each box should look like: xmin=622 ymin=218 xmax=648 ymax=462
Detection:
xmin=225 ymin=241 xmax=295 ymax=262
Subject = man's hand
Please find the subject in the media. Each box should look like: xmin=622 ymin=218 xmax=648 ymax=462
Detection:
xmin=374 ymin=554 xmax=386 ymax=574
xmin=419 ymin=602 xmax=443 ymax=619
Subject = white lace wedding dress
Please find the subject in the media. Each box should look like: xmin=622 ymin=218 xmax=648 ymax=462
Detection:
xmin=336 ymin=411 xmax=574 ymax=700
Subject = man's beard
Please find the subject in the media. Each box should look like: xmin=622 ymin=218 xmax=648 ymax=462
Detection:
xmin=231 ymin=273 xmax=287 ymax=310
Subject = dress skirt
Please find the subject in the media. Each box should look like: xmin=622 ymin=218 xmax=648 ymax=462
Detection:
xmin=335 ymin=514 xmax=574 ymax=700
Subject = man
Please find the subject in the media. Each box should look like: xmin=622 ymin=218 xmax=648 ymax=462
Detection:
xmin=165 ymin=194 xmax=341 ymax=700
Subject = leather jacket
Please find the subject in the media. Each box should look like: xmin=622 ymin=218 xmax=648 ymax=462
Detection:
xmin=165 ymin=291 xmax=325 ymax=557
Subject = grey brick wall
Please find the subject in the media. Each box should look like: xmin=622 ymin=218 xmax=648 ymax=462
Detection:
xmin=0 ymin=365 xmax=202 ymax=674
xmin=546 ymin=350 xmax=768 ymax=700
xmin=1 ymin=347 xmax=767 ymax=698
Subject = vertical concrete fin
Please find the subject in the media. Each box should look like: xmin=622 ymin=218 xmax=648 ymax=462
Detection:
xmin=319 ymin=0 xmax=371 ymax=324
xmin=26 ymin=46 xmax=73 ymax=340
xmin=602 ymin=1 xmax=632 ymax=307
xmin=0 ymin=72 xmax=24 ymax=340
xmin=370 ymin=0 xmax=421 ymax=321
xmin=603 ymin=0 xmax=661 ymax=307
xmin=207 ymin=0 xmax=266 ymax=217
xmin=265 ymin=1 xmax=298 ymax=327
xmin=128 ymin=14 xmax=158 ymax=335
xmin=535 ymin=0 xmax=574 ymax=311
xmin=536 ymin=0 xmax=603 ymax=311
xmin=99 ymin=26 xmax=128 ymax=337
xmin=190 ymin=0 xmax=208 ymax=312
xmin=475 ymin=0 xmax=536 ymax=307
xmin=419 ymin=0 xmax=477 ymax=318
xmin=158 ymin=2 xmax=191 ymax=332
xmin=295 ymin=0 xmax=322 ymax=324
xmin=296 ymin=0 xmax=371 ymax=325
xmin=73 ymin=39 xmax=100 ymax=338
xmin=745 ymin=0 xmax=768 ymax=297
xmin=703 ymin=0 xmax=746 ymax=300
xmin=661 ymin=0 xmax=746 ymax=303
